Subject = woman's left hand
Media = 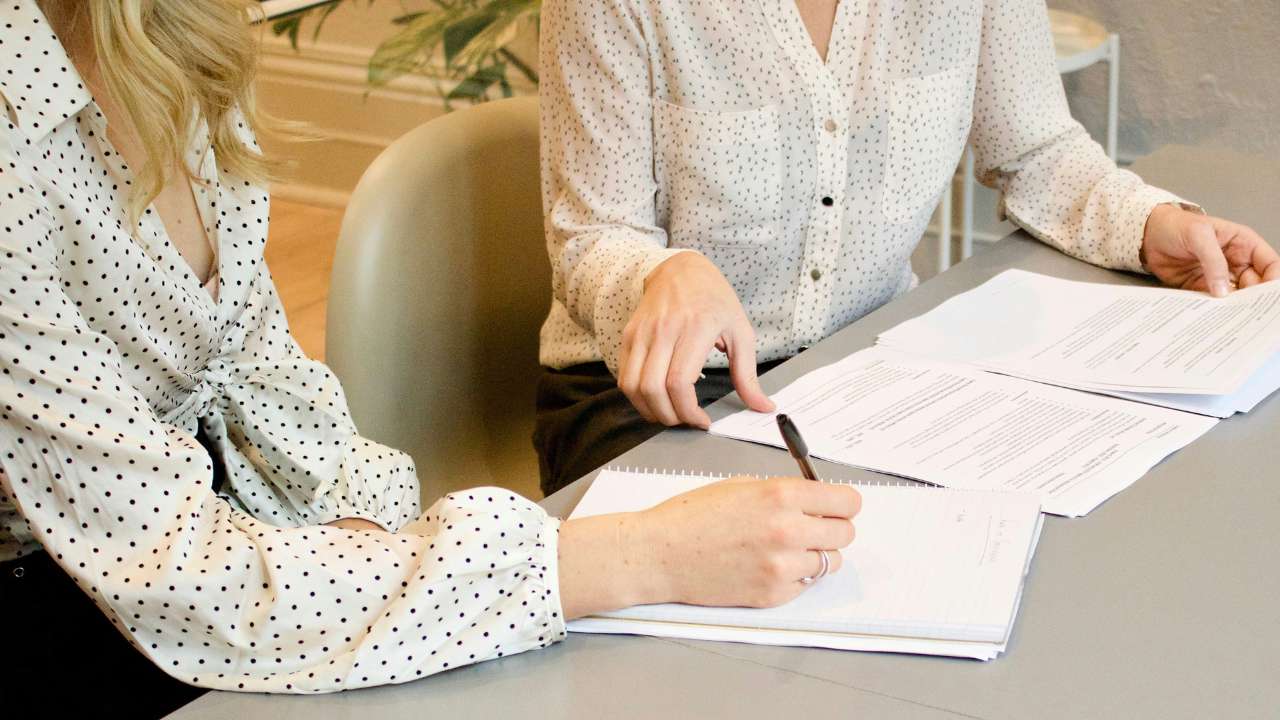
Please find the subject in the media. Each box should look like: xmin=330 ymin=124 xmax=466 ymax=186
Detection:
xmin=1142 ymin=204 xmax=1280 ymax=297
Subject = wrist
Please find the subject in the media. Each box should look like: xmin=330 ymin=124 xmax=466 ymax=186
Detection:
xmin=620 ymin=510 xmax=677 ymax=606
xmin=643 ymin=250 xmax=705 ymax=292
xmin=1141 ymin=204 xmax=1182 ymax=272
xmin=558 ymin=512 xmax=673 ymax=619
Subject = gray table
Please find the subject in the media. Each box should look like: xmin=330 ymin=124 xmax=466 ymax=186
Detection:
xmin=171 ymin=152 xmax=1280 ymax=719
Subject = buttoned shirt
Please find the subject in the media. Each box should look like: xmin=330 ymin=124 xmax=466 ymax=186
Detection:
xmin=538 ymin=0 xmax=1190 ymax=372
xmin=0 ymin=0 xmax=563 ymax=692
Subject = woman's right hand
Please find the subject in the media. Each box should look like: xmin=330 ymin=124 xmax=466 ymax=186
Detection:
xmin=557 ymin=477 xmax=861 ymax=618
xmin=618 ymin=252 xmax=775 ymax=429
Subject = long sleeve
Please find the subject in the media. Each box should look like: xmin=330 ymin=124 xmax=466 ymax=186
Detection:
xmin=0 ymin=165 xmax=566 ymax=692
xmin=970 ymin=0 xmax=1197 ymax=273
xmin=201 ymin=260 xmax=424 ymax=534
xmin=540 ymin=0 xmax=690 ymax=373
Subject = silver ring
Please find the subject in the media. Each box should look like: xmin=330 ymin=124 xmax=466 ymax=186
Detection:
xmin=799 ymin=549 xmax=831 ymax=585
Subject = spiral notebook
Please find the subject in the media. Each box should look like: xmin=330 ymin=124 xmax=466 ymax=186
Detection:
xmin=567 ymin=468 xmax=1045 ymax=660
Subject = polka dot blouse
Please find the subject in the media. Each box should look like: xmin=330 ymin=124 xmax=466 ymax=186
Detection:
xmin=538 ymin=0 xmax=1195 ymax=373
xmin=0 ymin=0 xmax=564 ymax=693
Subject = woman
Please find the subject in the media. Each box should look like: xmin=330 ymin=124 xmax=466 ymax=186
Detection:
xmin=0 ymin=2 xmax=860 ymax=716
xmin=533 ymin=0 xmax=1280 ymax=494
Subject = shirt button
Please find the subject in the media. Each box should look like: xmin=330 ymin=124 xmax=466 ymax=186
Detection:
xmin=824 ymin=119 xmax=838 ymax=134
xmin=821 ymin=196 xmax=835 ymax=207
xmin=11 ymin=565 xmax=24 ymax=579
xmin=810 ymin=268 xmax=823 ymax=281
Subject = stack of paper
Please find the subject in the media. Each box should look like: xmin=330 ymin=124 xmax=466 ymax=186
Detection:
xmin=568 ymin=469 xmax=1044 ymax=660
xmin=710 ymin=347 xmax=1217 ymax=516
xmin=877 ymin=270 xmax=1280 ymax=417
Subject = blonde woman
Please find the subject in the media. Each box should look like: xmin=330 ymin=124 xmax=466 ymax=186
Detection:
xmin=0 ymin=1 xmax=861 ymax=716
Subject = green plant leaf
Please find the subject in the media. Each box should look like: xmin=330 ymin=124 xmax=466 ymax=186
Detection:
xmin=442 ymin=9 xmax=499 ymax=66
xmin=447 ymin=63 xmax=507 ymax=101
xmin=271 ymin=16 xmax=304 ymax=48
xmin=311 ymin=2 xmax=346 ymax=41
xmin=354 ymin=0 xmax=544 ymax=104
xmin=392 ymin=12 xmax=427 ymax=26
xmin=367 ymin=9 xmax=458 ymax=86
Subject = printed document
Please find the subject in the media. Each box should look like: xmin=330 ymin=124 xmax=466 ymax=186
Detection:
xmin=710 ymin=347 xmax=1217 ymax=516
xmin=877 ymin=269 xmax=1280 ymax=399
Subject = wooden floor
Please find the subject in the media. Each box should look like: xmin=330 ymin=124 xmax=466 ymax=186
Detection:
xmin=265 ymin=198 xmax=343 ymax=360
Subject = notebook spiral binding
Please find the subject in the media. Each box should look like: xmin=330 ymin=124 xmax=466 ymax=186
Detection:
xmin=602 ymin=466 xmax=930 ymax=489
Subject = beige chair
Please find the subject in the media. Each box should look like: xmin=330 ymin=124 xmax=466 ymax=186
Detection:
xmin=326 ymin=96 xmax=549 ymax=505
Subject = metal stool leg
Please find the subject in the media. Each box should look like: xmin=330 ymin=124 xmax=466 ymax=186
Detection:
xmin=936 ymin=180 xmax=953 ymax=274
xmin=961 ymin=148 xmax=975 ymax=260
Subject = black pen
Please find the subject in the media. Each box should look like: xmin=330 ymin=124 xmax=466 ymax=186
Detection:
xmin=776 ymin=413 xmax=820 ymax=481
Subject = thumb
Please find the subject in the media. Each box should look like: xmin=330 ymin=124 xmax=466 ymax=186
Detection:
xmin=725 ymin=321 xmax=775 ymax=413
xmin=1187 ymin=220 xmax=1233 ymax=297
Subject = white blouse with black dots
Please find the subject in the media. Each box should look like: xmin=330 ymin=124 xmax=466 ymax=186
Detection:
xmin=0 ymin=0 xmax=564 ymax=693
xmin=538 ymin=0 xmax=1197 ymax=373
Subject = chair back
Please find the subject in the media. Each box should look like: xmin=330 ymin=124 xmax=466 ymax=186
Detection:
xmin=326 ymin=96 xmax=548 ymax=503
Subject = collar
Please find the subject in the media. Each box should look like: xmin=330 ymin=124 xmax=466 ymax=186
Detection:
xmin=0 ymin=0 xmax=94 ymax=141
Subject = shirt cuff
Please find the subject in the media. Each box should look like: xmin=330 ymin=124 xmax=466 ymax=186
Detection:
xmin=540 ymin=515 xmax=568 ymax=643
xmin=1117 ymin=185 xmax=1204 ymax=274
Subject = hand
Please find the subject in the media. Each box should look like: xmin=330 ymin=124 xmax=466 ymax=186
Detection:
xmin=619 ymin=253 xmax=774 ymax=429
xmin=557 ymin=477 xmax=861 ymax=618
xmin=1142 ymin=205 xmax=1280 ymax=297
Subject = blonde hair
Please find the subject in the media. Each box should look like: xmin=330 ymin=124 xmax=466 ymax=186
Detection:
xmin=83 ymin=0 xmax=277 ymax=222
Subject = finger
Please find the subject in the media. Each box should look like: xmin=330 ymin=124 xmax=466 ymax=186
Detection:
xmin=1238 ymin=267 xmax=1263 ymax=289
xmin=666 ymin=324 xmax=719 ymax=429
xmin=787 ymin=548 xmax=844 ymax=583
xmin=1243 ymin=227 xmax=1280 ymax=282
xmin=1263 ymin=254 xmax=1280 ymax=282
xmin=639 ymin=333 xmax=680 ymax=426
xmin=800 ymin=515 xmax=857 ymax=550
xmin=1186 ymin=221 xmax=1233 ymax=296
xmin=774 ymin=478 xmax=862 ymax=518
xmin=724 ymin=320 xmax=775 ymax=413
xmin=618 ymin=330 xmax=657 ymax=422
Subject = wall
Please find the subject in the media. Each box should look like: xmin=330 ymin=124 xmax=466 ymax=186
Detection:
xmin=1052 ymin=0 xmax=1280 ymax=159
xmin=255 ymin=0 xmax=536 ymax=206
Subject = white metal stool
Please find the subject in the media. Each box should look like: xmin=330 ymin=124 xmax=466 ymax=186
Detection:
xmin=936 ymin=10 xmax=1119 ymax=273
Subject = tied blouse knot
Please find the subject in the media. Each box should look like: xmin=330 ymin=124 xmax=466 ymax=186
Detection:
xmin=0 ymin=0 xmax=565 ymax=694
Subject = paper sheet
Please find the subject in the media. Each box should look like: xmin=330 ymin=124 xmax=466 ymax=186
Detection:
xmin=877 ymin=269 xmax=1280 ymax=396
xmin=710 ymin=347 xmax=1218 ymax=516
xmin=1074 ymin=350 xmax=1280 ymax=417
xmin=567 ymin=469 xmax=1044 ymax=660
xmin=568 ymin=617 xmax=1007 ymax=661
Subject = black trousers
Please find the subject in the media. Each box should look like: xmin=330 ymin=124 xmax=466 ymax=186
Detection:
xmin=533 ymin=360 xmax=785 ymax=496
xmin=0 ymin=550 xmax=206 ymax=717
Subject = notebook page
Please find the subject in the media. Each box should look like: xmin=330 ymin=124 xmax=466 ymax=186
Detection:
xmin=569 ymin=469 xmax=1043 ymax=645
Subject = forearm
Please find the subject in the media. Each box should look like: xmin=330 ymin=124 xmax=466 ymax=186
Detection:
xmin=557 ymin=512 xmax=670 ymax=619
xmin=992 ymin=127 xmax=1192 ymax=273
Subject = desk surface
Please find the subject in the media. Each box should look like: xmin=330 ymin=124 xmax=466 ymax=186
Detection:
xmin=170 ymin=149 xmax=1280 ymax=719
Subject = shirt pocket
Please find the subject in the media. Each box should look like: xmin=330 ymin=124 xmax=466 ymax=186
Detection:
xmin=654 ymin=99 xmax=782 ymax=246
xmin=881 ymin=66 xmax=975 ymax=225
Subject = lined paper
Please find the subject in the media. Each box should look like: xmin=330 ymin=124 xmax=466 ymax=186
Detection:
xmin=567 ymin=469 xmax=1044 ymax=660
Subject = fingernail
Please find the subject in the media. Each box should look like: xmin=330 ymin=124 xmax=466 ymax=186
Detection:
xmin=1212 ymin=280 xmax=1230 ymax=297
